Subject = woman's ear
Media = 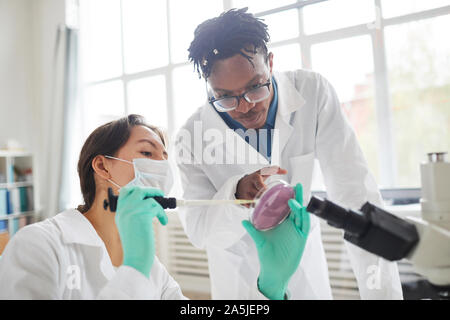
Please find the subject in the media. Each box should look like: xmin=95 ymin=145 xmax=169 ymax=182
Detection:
xmin=91 ymin=155 xmax=111 ymax=180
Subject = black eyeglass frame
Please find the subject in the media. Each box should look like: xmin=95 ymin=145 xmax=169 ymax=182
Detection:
xmin=207 ymin=79 xmax=272 ymax=112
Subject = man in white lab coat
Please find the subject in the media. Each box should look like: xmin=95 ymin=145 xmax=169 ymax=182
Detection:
xmin=175 ymin=8 xmax=403 ymax=299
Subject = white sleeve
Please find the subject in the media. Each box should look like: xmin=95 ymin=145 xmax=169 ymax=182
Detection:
xmin=97 ymin=266 xmax=155 ymax=299
xmin=314 ymin=74 xmax=403 ymax=300
xmin=97 ymin=259 xmax=187 ymax=300
xmin=160 ymin=274 xmax=188 ymax=300
xmin=0 ymin=226 xmax=61 ymax=299
xmin=156 ymin=259 xmax=188 ymax=300
xmin=176 ymin=141 xmax=251 ymax=250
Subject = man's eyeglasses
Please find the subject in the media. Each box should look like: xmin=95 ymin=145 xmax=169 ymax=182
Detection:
xmin=207 ymin=79 xmax=271 ymax=112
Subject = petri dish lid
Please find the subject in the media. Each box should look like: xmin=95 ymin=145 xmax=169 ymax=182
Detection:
xmin=250 ymin=180 xmax=295 ymax=231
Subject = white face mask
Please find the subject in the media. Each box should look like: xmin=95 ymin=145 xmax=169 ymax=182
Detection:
xmin=105 ymin=156 xmax=174 ymax=195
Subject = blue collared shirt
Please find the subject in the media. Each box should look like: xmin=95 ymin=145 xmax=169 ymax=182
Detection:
xmin=214 ymin=77 xmax=278 ymax=162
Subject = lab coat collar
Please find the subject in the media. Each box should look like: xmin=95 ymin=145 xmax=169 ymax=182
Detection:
xmin=273 ymin=71 xmax=306 ymax=117
xmin=54 ymin=209 xmax=104 ymax=247
xmin=53 ymin=209 xmax=117 ymax=282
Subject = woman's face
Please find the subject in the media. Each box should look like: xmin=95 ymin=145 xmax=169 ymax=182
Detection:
xmin=106 ymin=125 xmax=168 ymax=188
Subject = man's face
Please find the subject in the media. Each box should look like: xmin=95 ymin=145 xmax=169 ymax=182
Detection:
xmin=207 ymin=50 xmax=274 ymax=129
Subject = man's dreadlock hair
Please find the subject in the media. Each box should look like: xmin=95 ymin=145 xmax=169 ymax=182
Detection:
xmin=188 ymin=7 xmax=270 ymax=79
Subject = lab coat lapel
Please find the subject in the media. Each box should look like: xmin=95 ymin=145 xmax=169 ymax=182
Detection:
xmin=271 ymin=72 xmax=306 ymax=165
xmin=55 ymin=209 xmax=104 ymax=247
xmin=54 ymin=210 xmax=116 ymax=281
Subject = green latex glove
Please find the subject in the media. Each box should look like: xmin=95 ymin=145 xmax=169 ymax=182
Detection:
xmin=242 ymin=183 xmax=310 ymax=300
xmin=115 ymin=186 xmax=168 ymax=278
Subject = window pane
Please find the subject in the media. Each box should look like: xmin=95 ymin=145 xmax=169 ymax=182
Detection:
xmin=303 ymin=0 xmax=375 ymax=34
xmin=122 ymin=0 xmax=169 ymax=73
xmin=269 ymin=43 xmax=301 ymax=71
xmin=83 ymin=80 xmax=125 ymax=132
xmin=311 ymin=36 xmax=380 ymax=181
xmin=385 ymin=16 xmax=450 ymax=187
xmin=382 ymin=0 xmax=450 ymax=19
xmin=169 ymin=0 xmax=223 ymax=63
xmin=80 ymin=0 xmax=123 ymax=82
xmin=263 ymin=9 xmax=299 ymax=43
xmin=128 ymin=76 xmax=168 ymax=130
xmin=232 ymin=0 xmax=295 ymax=14
xmin=172 ymin=65 xmax=207 ymax=132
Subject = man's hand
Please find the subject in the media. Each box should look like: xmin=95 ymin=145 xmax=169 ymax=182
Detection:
xmin=235 ymin=166 xmax=288 ymax=205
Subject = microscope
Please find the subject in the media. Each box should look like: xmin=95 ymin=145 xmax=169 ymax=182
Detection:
xmin=306 ymin=152 xmax=450 ymax=299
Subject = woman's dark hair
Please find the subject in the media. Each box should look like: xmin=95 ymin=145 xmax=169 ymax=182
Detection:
xmin=77 ymin=114 xmax=166 ymax=213
xmin=188 ymin=7 xmax=270 ymax=79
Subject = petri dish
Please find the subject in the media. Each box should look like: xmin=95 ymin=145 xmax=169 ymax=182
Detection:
xmin=250 ymin=180 xmax=295 ymax=231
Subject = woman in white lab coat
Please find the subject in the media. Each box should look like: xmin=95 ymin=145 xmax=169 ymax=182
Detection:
xmin=0 ymin=115 xmax=186 ymax=299
xmin=0 ymin=114 xmax=310 ymax=300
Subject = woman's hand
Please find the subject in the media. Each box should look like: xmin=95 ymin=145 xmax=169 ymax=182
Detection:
xmin=242 ymin=183 xmax=310 ymax=300
xmin=115 ymin=186 xmax=168 ymax=278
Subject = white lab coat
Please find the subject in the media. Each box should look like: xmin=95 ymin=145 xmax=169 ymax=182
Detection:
xmin=0 ymin=209 xmax=186 ymax=300
xmin=175 ymin=69 xmax=403 ymax=300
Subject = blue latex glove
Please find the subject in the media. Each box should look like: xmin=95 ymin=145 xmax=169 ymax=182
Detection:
xmin=242 ymin=183 xmax=310 ymax=300
xmin=115 ymin=186 xmax=168 ymax=278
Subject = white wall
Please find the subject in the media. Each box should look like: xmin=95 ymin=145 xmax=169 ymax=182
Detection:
xmin=30 ymin=0 xmax=66 ymax=218
xmin=0 ymin=0 xmax=66 ymax=217
xmin=0 ymin=0 xmax=34 ymax=150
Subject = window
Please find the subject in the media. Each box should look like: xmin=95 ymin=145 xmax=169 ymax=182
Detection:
xmin=269 ymin=44 xmax=302 ymax=71
xmin=169 ymin=0 xmax=223 ymax=64
xmin=78 ymin=0 xmax=450 ymax=192
xmin=122 ymin=0 xmax=169 ymax=72
xmin=79 ymin=0 xmax=224 ymax=139
xmin=303 ymin=0 xmax=375 ymax=34
xmin=381 ymin=0 xmax=450 ymax=18
xmin=311 ymin=36 xmax=380 ymax=181
xmin=127 ymin=76 xmax=168 ymax=130
xmin=82 ymin=80 xmax=125 ymax=131
xmin=232 ymin=0 xmax=296 ymax=14
xmin=172 ymin=65 xmax=206 ymax=132
xmin=80 ymin=0 xmax=122 ymax=82
xmin=385 ymin=15 xmax=450 ymax=187
xmin=261 ymin=9 xmax=299 ymax=42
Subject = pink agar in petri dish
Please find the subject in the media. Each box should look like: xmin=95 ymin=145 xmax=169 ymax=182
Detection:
xmin=251 ymin=180 xmax=295 ymax=231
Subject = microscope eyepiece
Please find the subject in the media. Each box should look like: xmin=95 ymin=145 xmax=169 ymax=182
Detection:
xmin=307 ymin=196 xmax=369 ymax=236
xmin=306 ymin=196 xmax=325 ymax=215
